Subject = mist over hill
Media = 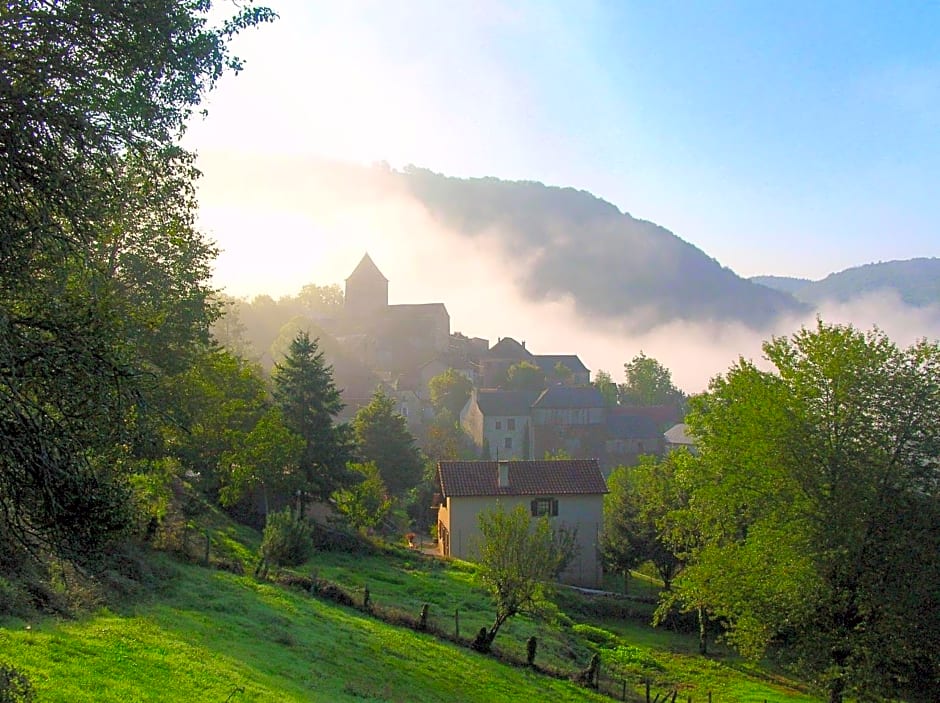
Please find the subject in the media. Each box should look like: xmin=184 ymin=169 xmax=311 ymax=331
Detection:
xmin=395 ymin=167 xmax=807 ymax=331
xmin=752 ymin=258 xmax=940 ymax=308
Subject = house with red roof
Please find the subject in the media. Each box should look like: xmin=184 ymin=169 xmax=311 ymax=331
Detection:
xmin=435 ymin=459 xmax=607 ymax=587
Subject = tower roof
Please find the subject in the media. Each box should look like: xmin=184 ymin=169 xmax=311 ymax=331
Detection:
xmin=346 ymin=253 xmax=387 ymax=282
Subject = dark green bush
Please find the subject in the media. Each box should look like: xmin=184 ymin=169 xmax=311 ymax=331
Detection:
xmin=0 ymin=663 xmax=34 ymax=703
xmin=260 ymin=510 xmax=312 ymax=567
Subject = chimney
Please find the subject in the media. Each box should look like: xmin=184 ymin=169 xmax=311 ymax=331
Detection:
xmin=497 ymin=460 xmax=510 ymax=488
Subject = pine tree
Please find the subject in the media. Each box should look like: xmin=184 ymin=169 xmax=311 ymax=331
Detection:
xmin=353 ymin=388 xmax=424 ymax=496
xmin=272 ymin=332 xmax=354 ymax=507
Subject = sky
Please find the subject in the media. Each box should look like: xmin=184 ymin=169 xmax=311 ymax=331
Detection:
xmin=186 ymin=1 xmax=940 ymax=390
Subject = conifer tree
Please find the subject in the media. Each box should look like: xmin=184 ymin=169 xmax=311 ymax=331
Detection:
xmin=272 ymin=332 xmax=354 ymax=508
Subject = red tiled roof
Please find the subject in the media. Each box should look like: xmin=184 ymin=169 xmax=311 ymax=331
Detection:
xmin=438 ymin=460 xmax=607 ymax=497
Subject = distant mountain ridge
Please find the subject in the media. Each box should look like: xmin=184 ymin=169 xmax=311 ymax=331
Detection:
xmin=396 ymin=167 xmax=807 ymax=330
xmin=752 ymin=258 xmax=940 ymax=308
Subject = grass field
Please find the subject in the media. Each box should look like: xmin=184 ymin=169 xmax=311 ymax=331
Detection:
xmin=0 ymin=528 xmax=822 ymax=702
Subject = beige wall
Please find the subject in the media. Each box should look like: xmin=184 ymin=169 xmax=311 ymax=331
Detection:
xmin=437 ymin=493 xmax=604 ymax=588
xmin=460 ymin=397 xmax=485 ymax=454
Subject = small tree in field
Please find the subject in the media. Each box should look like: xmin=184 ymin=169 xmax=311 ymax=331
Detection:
xmin=332 ymin=462 xmax=392 ymax=533
xmin=473 ymin=504 xmax=574 ymax=652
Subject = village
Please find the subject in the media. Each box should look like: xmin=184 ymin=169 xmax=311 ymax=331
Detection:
xmin=301 ymin=253 xmax=695 ymax=588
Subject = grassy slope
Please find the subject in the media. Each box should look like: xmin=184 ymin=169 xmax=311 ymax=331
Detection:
xmin=0 ymin=530 xmax=820 ymax=702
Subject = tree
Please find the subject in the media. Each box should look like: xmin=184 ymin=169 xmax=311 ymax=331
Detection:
xmin=602 ymin=454 xmax=687 ymax=593
xmin=353 ymin=388 xmax=424 ymax=496
xmin=620 ymin=353 xmax=684 ymax=406
xmin=504 ymin=361 xmax=546 ymax=391
xmin=0 ymin=0 xmax=275 ymax=561
xmin=552 ymin=361 xmax=573 ymax=385
xmin=167 ymin=348 xmax=270 ymax=498
xmin=332 ymin=462 xmax=393 ymax=533
xmin=296 ymin=283 xmax=344 ymax=317
xmin=473 ymin=504 xmax=574 ymax=651
xmin=428 ymin=369 xmax=473 ymax=418
xmin=421 ymin=410 xmax=472 ymax=461
xmin=219 ymin=408 xmax=303 ymax=515
xmin=592 ymin=369 xmax=619 ymax=407
xmin=272 ymin=332 xmax=355 ymax=507
xmin=669 ymin=321 xmax=940 ymax=702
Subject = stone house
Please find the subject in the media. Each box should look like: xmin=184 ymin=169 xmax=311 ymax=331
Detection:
xmin=530 ymin=385 xmax=608 ymax=461
xmin=435 ymin=459 xmax=608 ymax=587
xmin=460 ymin=389 xmax=540 ymax=459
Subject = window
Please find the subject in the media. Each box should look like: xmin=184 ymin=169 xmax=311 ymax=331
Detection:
xmin=495 ymin=420 xmax=502 ymax=429
xmin=504 ymin=436 xmax=512 ymax=450
xmin=507 ymin=418 xmax=516 ymax=431
xmin=530 ymin=497 xmax=558 ymax=517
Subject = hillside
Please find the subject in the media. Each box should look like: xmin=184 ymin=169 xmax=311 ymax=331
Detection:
xmin=752 ymin=258 xmax=940 ymax=307
xmin=0 ymin=525 xmax=820 ymax=701
xmin=396 ymin=167 xmax=807 ymax=330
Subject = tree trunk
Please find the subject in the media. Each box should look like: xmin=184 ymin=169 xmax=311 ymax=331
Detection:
xmin=697 ymin=607 xmax=707 ymax=655
xmin=827 ymin=670 xmax=845 ymax=703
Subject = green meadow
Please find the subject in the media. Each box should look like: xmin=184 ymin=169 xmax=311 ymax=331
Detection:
xmin=0 ymin=531 xmax=820 ymax=702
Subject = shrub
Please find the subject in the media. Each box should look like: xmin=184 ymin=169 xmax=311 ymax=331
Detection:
xmin=0 ymin=663 xmax=34 ymax=703
xmin=572 ymin=623 xmax=618 ymax=647
xmin=260 ymin=509 xmax=312 ymax=568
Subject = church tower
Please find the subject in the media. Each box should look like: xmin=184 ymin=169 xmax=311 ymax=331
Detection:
xmin=344 ymin=253 xmax=388 ymax=316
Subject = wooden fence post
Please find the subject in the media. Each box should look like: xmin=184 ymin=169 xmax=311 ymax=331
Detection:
xmin=454 ymin=608 xmax=459 ymax=638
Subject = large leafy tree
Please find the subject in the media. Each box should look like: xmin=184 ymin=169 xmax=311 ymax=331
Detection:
xmin=670 ymin=321 xmax=940 ymax=702
xmin=353 ymin=388 xmax=424 ymax=496
xmin=272 ymin=332 xmax=355 ymax=507
xmin=428 ymin=368 xmax=473 ymax=418
xmin=620 ymin=353 xmax=684 ymax=407
xmin=219 ymin=407 xmax=303 ymax=516
xmin=602 ymin=453 xmax=686 ymax=592
xmin=592 ymin=369 xmax=619 ymax=407
xmin=504 ymin=361 xmax=546 ymax=391
xmin=0 ymin=0 xmax=274 ymax=560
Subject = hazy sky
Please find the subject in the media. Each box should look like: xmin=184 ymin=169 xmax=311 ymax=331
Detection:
xmin=187 ymin=1 xmax=940 ymax=390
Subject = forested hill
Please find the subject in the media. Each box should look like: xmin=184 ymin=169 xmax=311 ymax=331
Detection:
xmin=396 ymin=166 xmax=807 ymax=330
xmin=752 ymin=258 xmax=940 ymax=308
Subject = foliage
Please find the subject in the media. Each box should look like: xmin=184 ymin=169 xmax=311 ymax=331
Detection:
xmin=421 ymin=409 xmax=473 ymax=461
xmin=272 ymin=332 xmax=355 ymax=505
xmin=0 ymin=662 xmax=34 ymax=703
xmin=474 ymin=504 xmax=574 ymax=651
xmin=353 ymin=388 xmax=424 ymax=496
xmin=592 ymin=370 xmax=619 ymax=406
xmin=332 ymin=462 xmax=392 ymax=533
xmin=428 ymin=369 xmax=474 ymax=418
xmin=670 ymin=320 xmax=940 ymax=702
xmin=167 ymin=348 xmax=270 ymax=499
xmin=297 ymin=283 xmax=344 ymax=315
xmin=219 ymin=408 xmax=304 ymax=514
xmin=552 ymin=362 xmax=573 ymax=384
xmin=602 ymin=454 xmax=687 ymax=591
xmin=504 ymin=361 xmax=546 ymax=391
xmin=620 ymin=353 xmax=684 ymax=407
xmin=210 ymin=294 xmax=255 ymax=359
xmin=0 ymin=0 xmax=274 ymax=561
xmin=260 ymin=509 xmax=313 ymax=568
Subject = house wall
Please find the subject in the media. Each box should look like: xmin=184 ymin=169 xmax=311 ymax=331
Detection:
xmin=460 ymin=398 xmax=485 ymax=454
xmin=438 ymin=494 xmax=604 ymax=588
xmin=483 ymin=415 xmax=530 ymax=460
xmin=532 ymin=406 xmax=605 ymax=426
xmin=532 ymin=422 xmax=607 ymax=463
